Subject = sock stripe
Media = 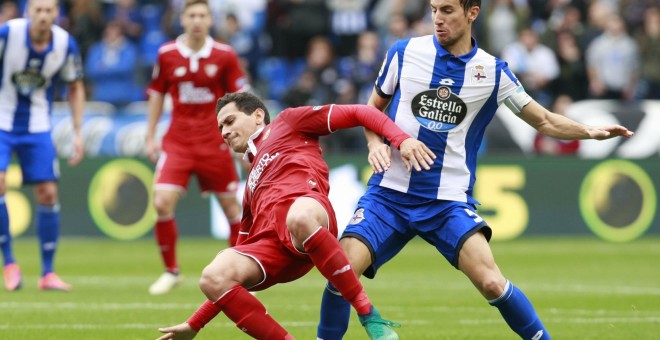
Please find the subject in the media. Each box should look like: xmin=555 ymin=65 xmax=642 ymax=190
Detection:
xmin=488 ymin=279 xmax=513 ymax=306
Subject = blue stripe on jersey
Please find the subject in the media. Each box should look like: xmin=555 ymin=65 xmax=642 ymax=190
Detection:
xmin=13 ymin=25 xmax=52 ymax=133
xmin=0 ymin=25 xmax=7 ymax=90
xmin=464 ymin=60 xmax=504 ymax=199
xmin=407 ymin=46 xmax=468 ymax=198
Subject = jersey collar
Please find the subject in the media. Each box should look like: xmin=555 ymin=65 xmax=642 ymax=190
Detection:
xmin=433 ymin=36 xmax=478 ymax=63
xmin=175 ymin=35 xmax=213 ymax=72
xmin=243 ymin=127 xmax=265 ymax=162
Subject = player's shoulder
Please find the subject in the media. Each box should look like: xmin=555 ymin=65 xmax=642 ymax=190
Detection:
xmin=157 ymin=40 xmax=178 ymax=56
xmin=211 ymin=40 xmax=237 ymax=54
xmin=5 ymin=18 xmax=27 ymax=28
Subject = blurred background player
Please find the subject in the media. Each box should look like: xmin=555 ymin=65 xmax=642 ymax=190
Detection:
xmin=145 ymin=0 xmax=248 ymax=295
xmin=0 ymin=0 xmax=84 ymax=291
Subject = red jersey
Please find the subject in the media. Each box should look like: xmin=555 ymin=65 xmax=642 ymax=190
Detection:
xmin=148 ymin=36 xmax=248 ymax=146
xmin=240 ymin=104 xmax=410 ymax=243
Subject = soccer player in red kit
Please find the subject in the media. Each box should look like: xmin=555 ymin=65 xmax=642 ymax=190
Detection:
xmin=145 ymin=0 xmax=248 ymax=295
xmin=156 ymin=92 xmax=436 ymax=339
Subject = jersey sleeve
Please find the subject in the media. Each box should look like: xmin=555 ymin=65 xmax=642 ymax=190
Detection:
xmin=373 ymin=39 xmax=407 ymax=98
xmin=147 ymin=49 xmax=168 ymax=96
xmin=221 ymin=48 xmax=249 ymax=93
xmin=58 ymin=35 xmax=83 ymax=83
xmin=496 ymin=59 xmax=531 ymax=108
xmin=0 ymin=25 xmax=9 ymax=57
xmin=279 ymin=105 xmax=334 ymax=136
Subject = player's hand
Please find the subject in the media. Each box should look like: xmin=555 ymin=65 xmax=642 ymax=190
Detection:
xmin=68 ymin=133 xmax=84 ymax=166
xmin=399 ymin=138 xmax=436 ymax=172
xmin=145 ymin=139 xmax=161 ymax=163
xmin=157 ymin=322 xmax=197 ymax=340
xmin=588 ymin=125 xmax=634 ymax=140
xmin=367 ymin=140 xmax=391 ymax=173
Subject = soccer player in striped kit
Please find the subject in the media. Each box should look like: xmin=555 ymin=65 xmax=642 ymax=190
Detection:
xmin=0 ymin=0 xmax=85 ymax=292
xmin=317 ymin=1 xmax=633 ymax=339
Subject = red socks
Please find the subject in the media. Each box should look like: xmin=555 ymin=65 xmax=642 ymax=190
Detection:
xmin=187 ymin=300 xmax=221 ymax=331
xmin=154 ymin=217 xmax=178 ymax=273
xmin=215 ymin=285 xmax=292 ymax=339
xmin=303 ymin=227 xmax=371 ymax=315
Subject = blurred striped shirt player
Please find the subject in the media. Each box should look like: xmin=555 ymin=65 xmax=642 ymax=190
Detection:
xmin=0 ymin=18 xmax=82 ymax=133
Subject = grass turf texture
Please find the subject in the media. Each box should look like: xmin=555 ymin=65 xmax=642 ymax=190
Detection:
xmin=1 ymin=236 xmax=658 ymax=339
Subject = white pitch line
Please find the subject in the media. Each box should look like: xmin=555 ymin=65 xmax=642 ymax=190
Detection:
xmin=0 ymin=302 xmax=201 ymax=310
xmin=459 ymin=316 xmax=660 ymax=325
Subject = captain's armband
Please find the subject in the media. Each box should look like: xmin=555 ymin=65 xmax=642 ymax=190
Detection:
xmin=503 ymin=86 xmax=532 ymax=115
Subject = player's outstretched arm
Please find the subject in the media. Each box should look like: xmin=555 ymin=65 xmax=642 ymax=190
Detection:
xmin=518 ymin=100 xmax=634 ymax=141
xmin=157 ymin=322 xmax=197 ymax=340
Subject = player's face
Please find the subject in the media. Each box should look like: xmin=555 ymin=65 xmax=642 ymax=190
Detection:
xmin=217 ymin=102 xmax=264 ymax=153
xmin=28 ymin=0 xmax=59 ymax=32
xmin=180 ymin=3 xmax=212 ymax=39
xmin=430 ymin=0 xmax=478 ymax=48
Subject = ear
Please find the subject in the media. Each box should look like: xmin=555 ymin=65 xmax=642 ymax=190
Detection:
xmin=254 ymin=108 xmax=266 ymax=125
xmin=468 ymin=6 xmax=480 ymax=23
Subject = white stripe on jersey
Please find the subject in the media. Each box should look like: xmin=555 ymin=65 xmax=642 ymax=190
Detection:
xmin=373 ymin=35 xmax=520 ymax=203
xmin=0 ymin=19 xmax=78 ymax=133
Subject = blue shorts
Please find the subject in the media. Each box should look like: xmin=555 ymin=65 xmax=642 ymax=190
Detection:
xmin=0 ymin=131 xmax=59 ymax=184
xmin=341 ymin=186 xmax=491 ymax=278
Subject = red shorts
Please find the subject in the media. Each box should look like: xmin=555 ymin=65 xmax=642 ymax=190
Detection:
xmin=155 ymin=142 xmax=239 ymax=195
xmin=232 ymin=193 xmax=337 ymax=291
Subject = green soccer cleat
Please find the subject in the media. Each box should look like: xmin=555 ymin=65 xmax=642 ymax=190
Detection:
xmin=358 ymin=306 xmax=401 ymax=340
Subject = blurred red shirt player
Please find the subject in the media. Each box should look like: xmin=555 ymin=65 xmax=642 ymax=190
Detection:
xmin=145 ymin=0 xmax=248 ymax=295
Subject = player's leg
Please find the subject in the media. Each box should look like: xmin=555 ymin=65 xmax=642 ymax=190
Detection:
xmin=150 ymin=149 xmax=191 ymax=295
xmin=318 ymin=187 xmax=413 ymax=340
xmin=0 ymin=132 xmax=21 ymax=291
xmin=33 ymin=181 xmax=70 ymax=291
xmin=288 ymin=196 xmax=399 ymax=340
xmin=198 ymin=144 xmax=241 ymax=247
xmin=216 ymin=194 xmax=241 ymax=246
xmin=196 ymin=249 xmax=292 ymax=338
xmin=317 ymin=237 xmax=371 ymax=340
xmin=150 ymin=188 xmax=183 ymax=295
xmin=458 ymin=232 xmax=549 ymax=339
xmin=19 ymin=132 xmax=69 ymax=291
xmin=0 ymin=170 xmax=21 ymax=291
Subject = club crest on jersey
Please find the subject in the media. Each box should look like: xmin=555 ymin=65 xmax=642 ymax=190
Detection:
xmin=174 ymin=66 xmax=187 ymax=77
xmin=204 ymin=64 xmax=218 ymax=77
xmin=471 ymin=65 xmax=488 ymax=84
xmin=348 ymin=208 xmax=365 ymax=225
xmin=411 ymin=86 xmax=467 ymax=132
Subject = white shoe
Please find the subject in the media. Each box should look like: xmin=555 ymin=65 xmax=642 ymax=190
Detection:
xmin=149 ymin=272 xmax=183 ymax=295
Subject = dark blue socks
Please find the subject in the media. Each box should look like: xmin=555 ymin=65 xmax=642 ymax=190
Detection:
xmin=37 ymin=204 xmax=60 ymax=276
xmin=0 ymin=195 xmax=14 ymax=265
xmin=317 ymin=282 xmax=351 ymax=340
xmin=489 ymin=280 xmax=550 ymax=339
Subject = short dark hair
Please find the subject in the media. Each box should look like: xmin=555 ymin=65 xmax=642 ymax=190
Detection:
xmin=216 ymin=92 xmax=271 ymax=124
xmin=183 ymin=0 xmax=209 ymax=11
xmin=460 ymin=0 xmax=481 ymax=12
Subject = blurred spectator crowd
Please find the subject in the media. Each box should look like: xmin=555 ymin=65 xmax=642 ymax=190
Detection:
xmin=1 ymin=0 xmax=658 ymax=154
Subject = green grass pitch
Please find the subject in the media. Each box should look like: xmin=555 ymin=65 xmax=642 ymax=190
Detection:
xmin=1 ymin=236 xmax=659 ymax=339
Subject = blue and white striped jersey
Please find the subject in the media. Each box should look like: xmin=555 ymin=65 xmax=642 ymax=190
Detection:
xmin=370 ymin=36 xmax=525 ymax=204
xmin=0 ymin=18 xmax=82 ymax=133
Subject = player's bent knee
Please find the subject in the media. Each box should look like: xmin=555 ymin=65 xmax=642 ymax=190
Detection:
xmin=479 ymin=276 xmax=506 ymax=299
